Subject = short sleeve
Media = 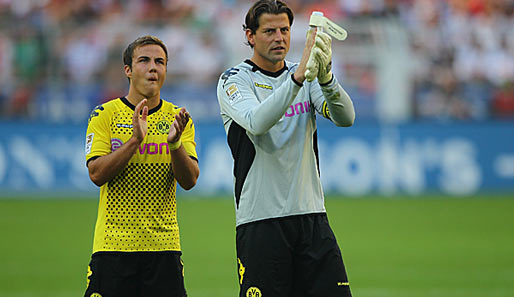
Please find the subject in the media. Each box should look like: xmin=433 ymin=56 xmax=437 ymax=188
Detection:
xmin=85 ymin=104 xmax=112 ymax=165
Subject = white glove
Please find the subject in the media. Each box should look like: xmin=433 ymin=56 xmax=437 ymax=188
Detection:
xmin=313 ymin=31 xmax=333 ymax=84
xmin=304 ymin=28 xmax=318 ymax=82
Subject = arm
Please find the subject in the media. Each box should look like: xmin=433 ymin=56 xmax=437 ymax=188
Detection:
xmin=167 ymin=108 xmax=199 ymax=190
xmin=310 ymin=31 xmax=355 ymax=126
xmin=218 ymin=74 xmax=301 ymax=136
xmin=88 ymin=99 xmax=148 ymax=186
xmin=320 ymin=76 xmax=355 ymax=127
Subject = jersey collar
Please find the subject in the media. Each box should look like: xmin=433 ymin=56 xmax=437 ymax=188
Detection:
xmin=244 ymin=59 xmax=288 ymax=78
xmin=120 ymin=97 xmax=162 ymax=115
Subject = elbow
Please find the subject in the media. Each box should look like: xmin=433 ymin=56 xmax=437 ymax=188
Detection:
xmin=178 ymin=169 xmax=200 ymax=191
xmin=181 ymin=182 xmax=196 ymax=191
xmin=88 ymin=164 xmax=106 ymax=187
xmin=341 ymin=118 xmax=355 ymax=127
xmin=179 ymin=177 xmax=198 ymax=191
xmin=89 ymin=172 xmax=106 ymax=187
xmin=334 ymin=116 xmax=355 ymax=127
xmin=247 ymin=124 xmax=271 ymax=136
xmin=87 ymin=159 xmax=106 ymax=187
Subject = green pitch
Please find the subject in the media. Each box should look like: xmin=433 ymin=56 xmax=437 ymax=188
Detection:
xmin=1 ymin=196 xmax=513 ymax=297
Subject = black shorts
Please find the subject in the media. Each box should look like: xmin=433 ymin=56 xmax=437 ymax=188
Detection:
xmin=236 ymin=213 xmax=352 ymax=297
xmin=84 ymin=251 xmax=186 ymax=297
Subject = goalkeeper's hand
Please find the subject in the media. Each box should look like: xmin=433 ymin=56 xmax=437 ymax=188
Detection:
xmin=294 ymin=27 xmax=317 ymax=83
xmin=313 ymin=31 xmax=333 ymax=84
xmin=304 ymin=29 xmax=319 ymax=82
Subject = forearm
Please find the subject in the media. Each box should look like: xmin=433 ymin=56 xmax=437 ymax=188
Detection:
xmin=322 ymin=76 xmax=355 ymax=126
xmin=240 ymin=76 xmax=301 ymax=135
xmin=170 ymin=145 xmax=199 ymax=190
xmin=88 ymin=137 xmax=140 ymax=186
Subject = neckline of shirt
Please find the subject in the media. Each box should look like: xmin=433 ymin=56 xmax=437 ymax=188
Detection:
xmin=244 ymin=59 xmax=288 ymax=78
xmin=120 ymin=97 xmax=163 ymax=115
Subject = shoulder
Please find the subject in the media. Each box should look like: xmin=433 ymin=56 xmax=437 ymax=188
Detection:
xmin=87 ymin=98 xmax=121 ymax=124
xmin=160 ymin=99 xmax=181 ymax=115
xmin=218 ymin=62 xmax=252 ymax=87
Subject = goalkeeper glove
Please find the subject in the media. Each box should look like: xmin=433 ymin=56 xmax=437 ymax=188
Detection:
xmin=313 ymin=31 xmax=333 ymax=84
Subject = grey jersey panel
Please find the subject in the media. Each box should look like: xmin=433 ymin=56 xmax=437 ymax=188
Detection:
xmin=217 ymin=60 xmax=351 ymax=226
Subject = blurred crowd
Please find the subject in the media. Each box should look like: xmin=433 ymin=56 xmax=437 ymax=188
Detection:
xmin=0 ymin=0 xmax=513 ymax=122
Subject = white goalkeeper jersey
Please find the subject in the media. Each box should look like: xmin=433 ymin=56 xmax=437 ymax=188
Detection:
xmin=217 ymin=59 xmax=355 ymax=227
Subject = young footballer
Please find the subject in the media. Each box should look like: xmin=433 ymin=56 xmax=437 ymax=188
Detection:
xmin=84 ymin=35 xmax=199 ymax=297
xmin=216 ymin=1 xmax=355 ymax=296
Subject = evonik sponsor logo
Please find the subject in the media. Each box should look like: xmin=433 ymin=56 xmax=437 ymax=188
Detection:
xmin=285 ymin=100 xmax=311 ymax=117
xmin=138 ymin=142 xmax=170 ymax=155
xmin=111 ymin=139 xmax=171 ymax=155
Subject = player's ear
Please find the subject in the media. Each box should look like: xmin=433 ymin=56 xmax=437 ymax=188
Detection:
xmin=245 ymin=29 xmax=255 ymax=47
xmin=124 ymin=64 xmax=132 ymax=79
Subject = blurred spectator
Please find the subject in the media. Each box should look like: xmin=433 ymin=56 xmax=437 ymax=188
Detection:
xmin=0 ymin=0 xmax=512 ymax=122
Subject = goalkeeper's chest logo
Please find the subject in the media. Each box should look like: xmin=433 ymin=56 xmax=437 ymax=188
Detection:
xmin=226 ymin=83 xmax=242 ymax=103
xmin=254 ymin=82 xmax=272 ymax=90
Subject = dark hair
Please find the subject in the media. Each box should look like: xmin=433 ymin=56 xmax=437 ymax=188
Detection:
xmin=122 ymin=35 xmax=168 ymax=69
xmin=243 ymin=0 xmax=294 ymax=48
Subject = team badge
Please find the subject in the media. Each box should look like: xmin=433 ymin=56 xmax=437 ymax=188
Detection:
xmin=246 ymin=287 xmax=262 ymax=297
xmin=85 ymin=133 xmax=94 ymax=154
xmin=226 ymin=83 xmax=242 ymax=103
xmin=90 ymin=293 xmax=102 ymax=297
xmin=156 ymin=120 xmax=171 ymax=134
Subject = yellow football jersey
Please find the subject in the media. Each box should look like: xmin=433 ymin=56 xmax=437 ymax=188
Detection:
xmin=85 ymin=97 xmax=197 ymax=253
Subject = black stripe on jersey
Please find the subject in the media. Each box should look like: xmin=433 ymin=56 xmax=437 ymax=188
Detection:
xmin=120 ymin=97 xmax=163 ymax=115
xmin=227 ymin=121 xmax=256 ymax=209
xmin=319 ymin=73 xmax=334 ymax=86
xmin=313 ymin=130 xmax=321 ymax=177
xmin=86 ymin=156 xmax=100 ymax=167
xmin=244 ymin=59 xmax=288 ymax=78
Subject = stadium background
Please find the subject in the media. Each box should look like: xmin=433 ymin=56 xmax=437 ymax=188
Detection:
xmin=0 ymin=0 xmax=513 ymax=296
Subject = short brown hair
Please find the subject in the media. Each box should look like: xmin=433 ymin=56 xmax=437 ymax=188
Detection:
xmin=122 ymin=35 xmax=168 ymax=69
xmin=243 ymin=0 xmax=294 ymax=48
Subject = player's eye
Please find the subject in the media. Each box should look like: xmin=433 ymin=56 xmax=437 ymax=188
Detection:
xmin=281 ymin=27 xmax=289 ymax=33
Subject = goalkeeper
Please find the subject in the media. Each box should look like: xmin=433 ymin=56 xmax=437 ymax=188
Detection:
xmin=216 ymin=1 xmax=355 ymax=296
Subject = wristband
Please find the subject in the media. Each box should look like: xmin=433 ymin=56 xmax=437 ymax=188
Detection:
xmin=168 ymin=139 xmax=182 ymax=151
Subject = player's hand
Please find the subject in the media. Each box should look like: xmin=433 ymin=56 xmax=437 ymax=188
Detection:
xmin=313 ymin=31 xmax=333 ymax=84
xmin=132 ymin=99 xmax=148 ymax=143
xmin=304 ymin=28 xmax=319 ymax=82
xmin=294 ymin=27 xmax=317 ymax=84
xmin=167 ymin=108 xmax=190 ymax=144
